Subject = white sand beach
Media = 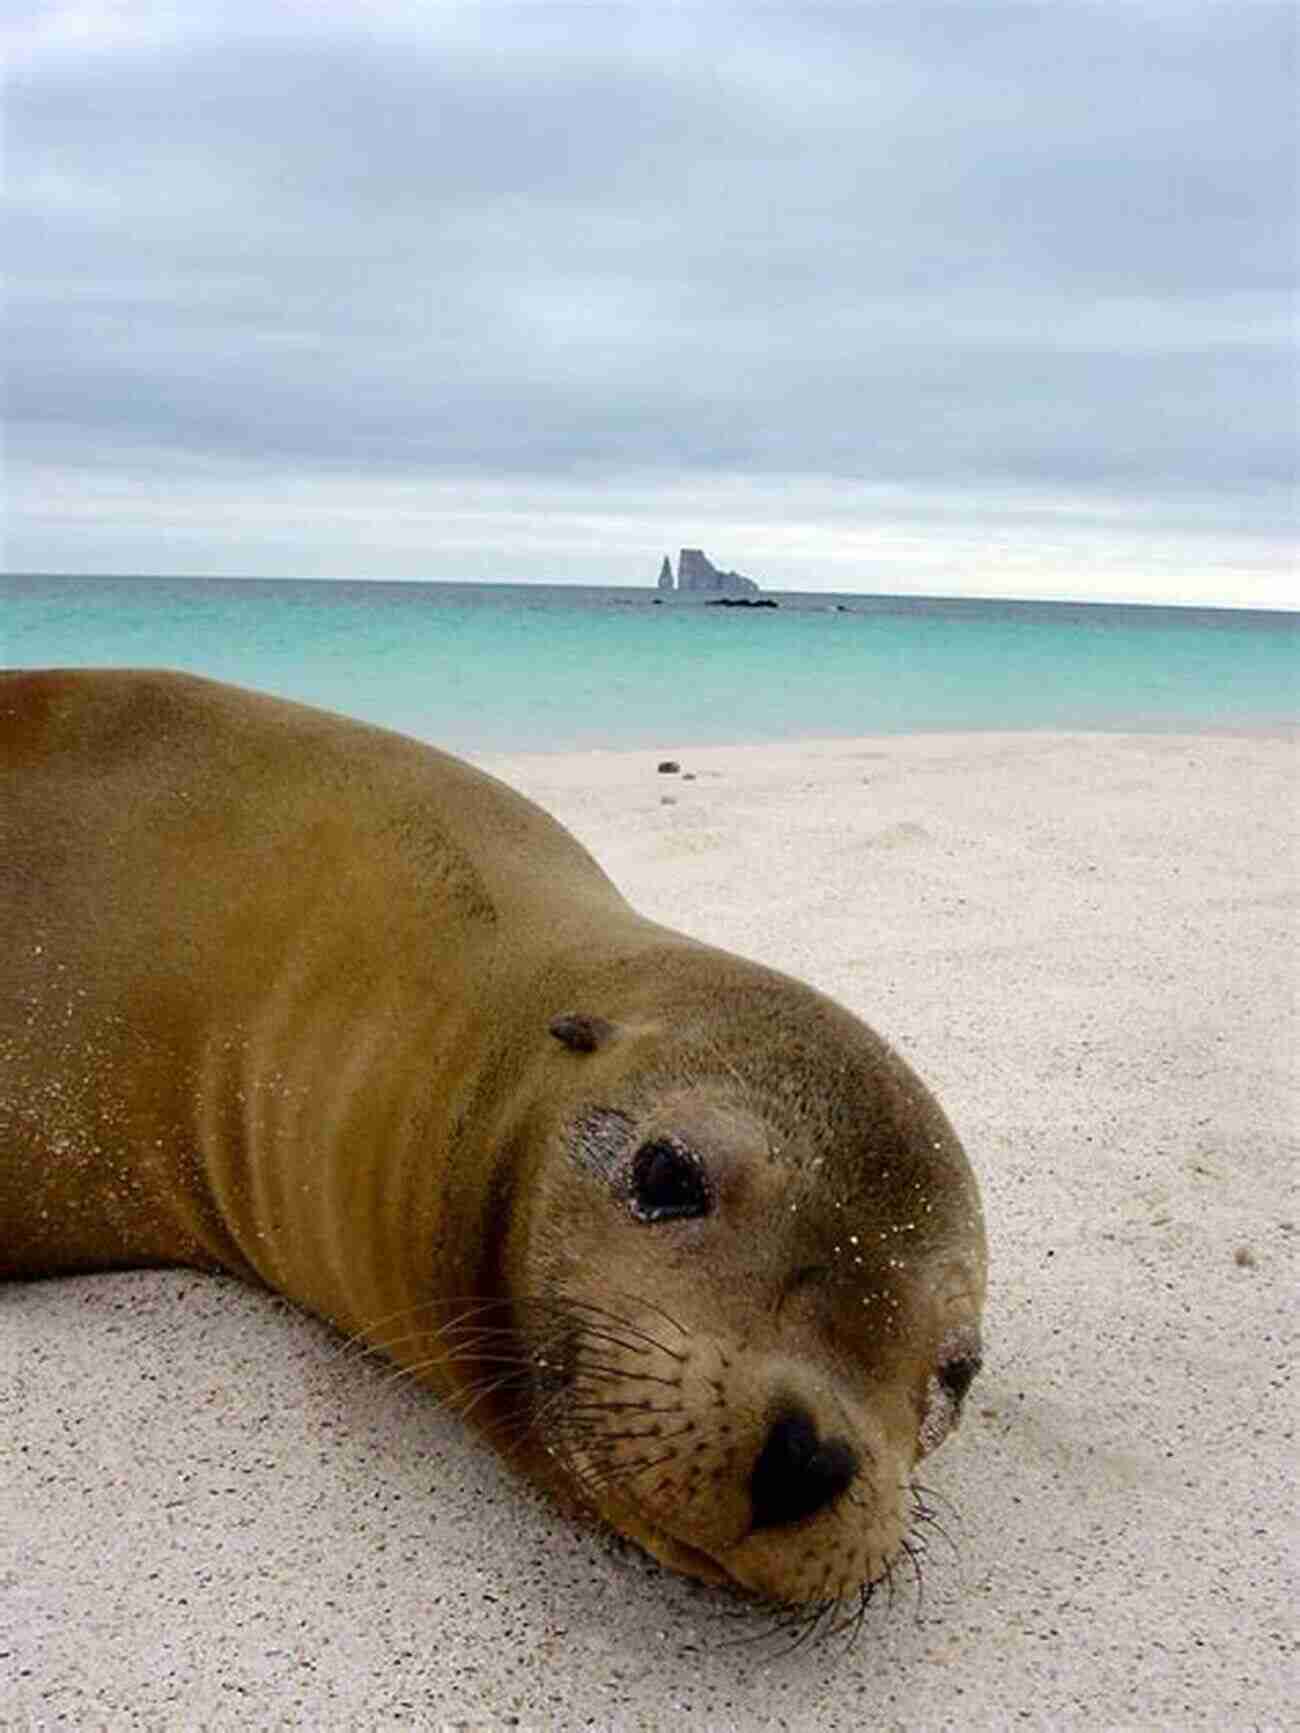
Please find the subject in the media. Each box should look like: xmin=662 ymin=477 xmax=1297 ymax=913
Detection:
xmin=6 ymin=728 xmax=1297 ymax=1729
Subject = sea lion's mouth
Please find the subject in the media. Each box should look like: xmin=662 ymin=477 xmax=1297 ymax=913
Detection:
xmin=654 ymin=1528 xmax=736 ymax=1591
xmin=525 ymin=1292 xmax=917 ymax=1607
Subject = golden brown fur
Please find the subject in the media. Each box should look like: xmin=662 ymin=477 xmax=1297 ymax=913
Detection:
xmin=1 ymin=669 xmax=986 ymax=1607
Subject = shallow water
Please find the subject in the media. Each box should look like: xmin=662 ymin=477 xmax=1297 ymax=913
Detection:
xmin=6 ymin=574 xmax=1295 ymax=751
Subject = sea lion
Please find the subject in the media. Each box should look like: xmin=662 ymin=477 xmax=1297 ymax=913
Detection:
xmin=0 ymin=668 xmax=986 ymax=1611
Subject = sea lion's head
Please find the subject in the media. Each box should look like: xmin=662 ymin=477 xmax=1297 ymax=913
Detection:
xmin=507 ymin=959 xmax=987 ymax=1611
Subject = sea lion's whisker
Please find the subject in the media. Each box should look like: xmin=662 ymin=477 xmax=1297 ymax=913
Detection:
xmin=517 ymin=1318 xmax=685 ymax=1364
xmin=563 ymin=1328 xmax=686 ymax=1363
xmin=599 ymin=1290 xmax=691 ymax=1342
xmin=545 ymin=1298 xmax=691 ymax=1356
xmin=335 ymin=1299 xmax=450 ymax=1355
xmin=344 ymin=1296 xmax=535 ymax=1360
xmin=359 ymin=1330 xmax=455 ymax=1360
xmin=719 ymin=1602 xmax=808 ymax=1649
xmin=911 ymin=1511 xmax=959 ymax=1564
xmin=560 ymin=1450 xmax=681 ymax=1496
xmin=559 ymin=1448 xmax=694 ymax=1503
xmin=759 ymin=1598 xmax=836 ymax=1661
xmin=899 ymin=1535 xmax=927 ymax=1615
xmin=911 ymin=1480 xmax=962 ymax=1526
xmin=556 ymin=1399 xmax=685 ymax=1419
xmin=379 ymin=1355 xmax=455 ymax=1385
xmin=563 ymin=1424 xmax=697 ymax=1451
xmin=429 ymin=1301 xmax=686 ymax=1367
xmin=446 ymin=1371 xmax=538 ymax=1423
xmin=389 ymin=1350 xmax=542 ymax=1379
xmin=824 ymin=1580 xmax=874 ymax=1649
xmin=421 ymin=1320 xmax=534 ymax=1342
xmin=567 ymin=1363 xmax=684 ymax=1390
xmin=428 ymin=1300 xmax=520 ymax=1336
xmin=798 ymin=1599 xmax=841 ymax=1656
xmin=851 ymin=1581 xmax=875 ymax=1646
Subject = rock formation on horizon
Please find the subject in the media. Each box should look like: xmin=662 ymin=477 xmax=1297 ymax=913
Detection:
xmin=657 ymin=548 xmax=760 ymax=596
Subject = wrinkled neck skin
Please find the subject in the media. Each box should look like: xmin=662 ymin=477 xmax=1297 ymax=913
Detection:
xmin=117 ymin=919 xmax=602 ymax=1350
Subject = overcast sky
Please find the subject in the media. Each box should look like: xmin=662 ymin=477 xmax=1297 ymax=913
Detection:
xmin=6 ymin=1 xmax=1296 ymax=604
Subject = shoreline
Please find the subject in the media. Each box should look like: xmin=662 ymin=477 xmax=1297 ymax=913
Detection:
xmin=475 ymin=717 xmax=1300 ymax=765
xmin=8 ymin=728 xmax=1297 ymax=1728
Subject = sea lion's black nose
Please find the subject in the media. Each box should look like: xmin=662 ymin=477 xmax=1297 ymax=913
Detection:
xmin=749 ymin=1404 xmax=859 ymax=1530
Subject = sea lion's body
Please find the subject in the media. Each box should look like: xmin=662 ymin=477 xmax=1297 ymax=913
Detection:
xmin=1 ymin=669 xmax=986 ymax=1608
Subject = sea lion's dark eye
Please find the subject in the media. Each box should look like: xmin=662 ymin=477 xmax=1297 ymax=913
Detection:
xmin=938 ymin=1354 xmax=981 ymax=1406
xmin=630 ymin=1139 xmax=711 ymax=1222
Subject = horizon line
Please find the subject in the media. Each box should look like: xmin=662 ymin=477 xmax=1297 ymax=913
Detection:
xmin=5 ymin=569 xmax=1297 ymax=616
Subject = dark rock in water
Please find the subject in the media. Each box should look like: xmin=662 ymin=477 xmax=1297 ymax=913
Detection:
xmin=706 ymin=596 xmax=779 ymax=609
xmin=657 ymin=760 xmax=681 ymax=774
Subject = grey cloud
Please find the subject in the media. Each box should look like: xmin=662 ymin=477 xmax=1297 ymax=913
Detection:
xmin=6 ymin=1 xmax=1296 ymax=580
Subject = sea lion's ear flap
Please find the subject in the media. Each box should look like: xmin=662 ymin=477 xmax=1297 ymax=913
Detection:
xmin=549 ymin=1012 xmax=619 ymax=1054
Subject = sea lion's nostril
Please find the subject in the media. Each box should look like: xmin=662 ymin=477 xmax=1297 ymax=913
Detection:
xmin=749 ymin=1404 xmax=858 ymax=1530
xmin=938 ymin=1353 xmax=981 ymax=1406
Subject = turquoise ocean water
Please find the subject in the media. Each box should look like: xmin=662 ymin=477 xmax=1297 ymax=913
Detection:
xmin=5 ymin=574 xmax=1296 ymax=754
